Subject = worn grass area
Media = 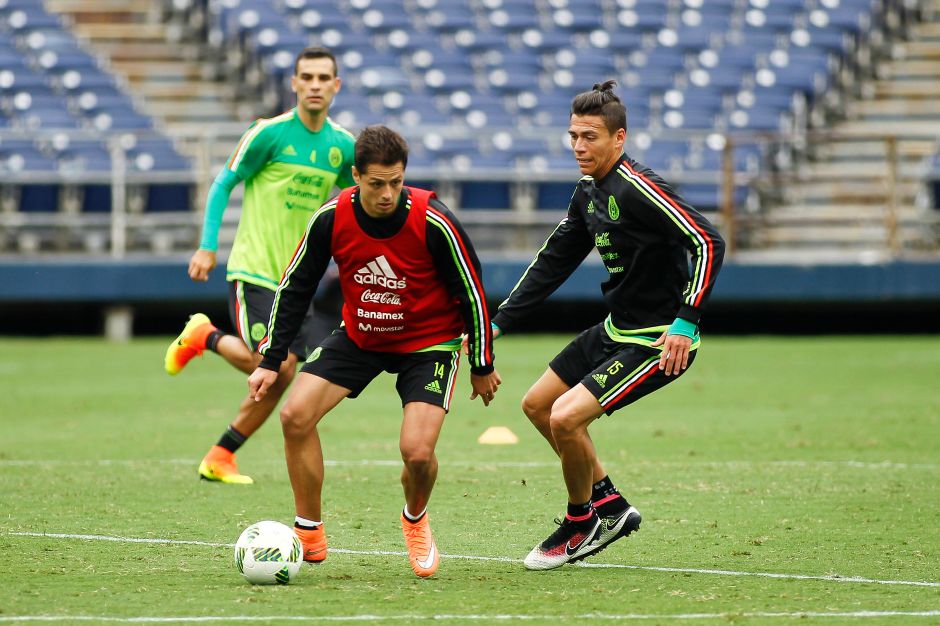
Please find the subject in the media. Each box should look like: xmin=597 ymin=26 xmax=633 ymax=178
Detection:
xmin=1 ymin=335 xmax=938 ymax=625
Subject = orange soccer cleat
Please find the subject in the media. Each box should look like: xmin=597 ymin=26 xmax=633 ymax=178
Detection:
xmin=165 ymin=313 xmax=215 ymax=375
xmin=294 ymin=524 xmax=328 ymax=563
xmin=401 ymin=512 xmax=440 ymax=578
xmin=197 ymin=445 xmax=254 ymax=485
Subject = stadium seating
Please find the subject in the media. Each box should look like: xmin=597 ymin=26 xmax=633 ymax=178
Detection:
xmin=0 ymin=0 xmax=905 ymax=252
xmin=201 ymin=0 xmax=886 ymax=213
xmin=0 ymin=0 xmax=194 ymax=247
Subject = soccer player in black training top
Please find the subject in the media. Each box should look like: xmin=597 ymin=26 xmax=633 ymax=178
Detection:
xmin=491 ymin=81 xmax=725 ymax=570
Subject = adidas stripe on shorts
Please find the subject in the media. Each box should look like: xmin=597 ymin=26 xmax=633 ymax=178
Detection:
xmin=549 ymin=322 xmax=697 ymax=416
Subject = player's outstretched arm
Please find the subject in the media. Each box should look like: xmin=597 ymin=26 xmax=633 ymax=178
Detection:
xmin=461 ymin=324 xmax=501 ymax=355
xmin=248 ymin=367 xmax=279 ymax=402
xmin=470 ymin=370 xmax=502 ymax=407
xmin=188 ymin=249 xmax=217 ymax=282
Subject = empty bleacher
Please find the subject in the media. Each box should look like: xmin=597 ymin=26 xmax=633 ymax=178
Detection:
xmin=0 ymin=0 xmax=200 ymax=254
xmin=0 ymin=0 xmax=937 ymax=259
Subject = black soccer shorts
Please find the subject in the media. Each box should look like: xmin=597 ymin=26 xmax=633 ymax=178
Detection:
xmin=229 ymin=280 xmax=335 ymax=360
xmin=549 ymin=322 xmax=697 ymax=416
xmin=301 ymin=328 xmax=461 ymax=411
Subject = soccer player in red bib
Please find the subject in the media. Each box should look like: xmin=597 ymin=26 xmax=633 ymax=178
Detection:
xmin=248 ymin=125 xmax=500 ymax=578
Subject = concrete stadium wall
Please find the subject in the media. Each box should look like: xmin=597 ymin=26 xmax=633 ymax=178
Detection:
xmin=3 ymin=257 xmax=940 ymax=304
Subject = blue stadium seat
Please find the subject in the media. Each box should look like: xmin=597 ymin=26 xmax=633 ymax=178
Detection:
xmin=553 ymin=49 xmax=618 ymax=79
xmin=0 ymin=140 xmax=59 ymax=212
xmin=660 ymin=24 xmax=725 ymax=52
xmin=458 ymin=157 xmax=513 ymax=209
xmin=0 ymin=67 xmax=49 ymax=94
xmin=812 ymin=5 xmax=868 ymax=33
xmin=549 ymin=9 xmax=604 ymax=34
xmin=425 ymin=6 xmax=477 ymax=33
xmin=690 ymin=141 xmax=764 ymax=174
xmin=536 ymin=180 xmax=576 ymax=210
xmin=744 ymin=6 xmax=802 ymax=30
xmin=248 ymin=29 xmax=309 ymax=59
xmin=358 ymin=10 xmax=413 ymax=34
xmin=17 ymin=107 xmax=80 ymax=128
xmin=4 ymin=90 xmax=67 ymax=115
xmin=487 ymin=66 xmax=542 ymax=95
xmin=89 ymin=109 xmax=154 ymax=131
xmin=622 ymin=66 xmax=678 ymax=93
xmin=0 ymin=48 xmax=28 ymax=68
xmin=738 ymin=85 xmax=798 ymax=112
xmin=126 ymin=138 xmax=193 ymax=212
xmin=50 ymin=139 xmax=113 ymax=213
xmin=641 ymin=140 xmax=688 ymax=173
xmin=484 ymin=8 xmax=541 ymax=34
xmin=421 ymin=135 xmax=480 ymax=163
xmin=661 ymin=108 xmax=720 ymax=130
xmin=517 ymin=28 xmax=574 ymax=53
xmin=4 ymin=7 xmax=64 ymax=33
xmin=21 ymin=28 xmax=83 ymax=52
xmin=331 ymin=105 xmax=384 ymax=129
xmin=420 ymin=64 xmax=477 ymax=94
xmin=675 ymin=183 xmax=748 ymax=210
xmin=789 ymin=23 xmax=851 ymax=54
xmin=356 ymin=65 xmax=411 ymax=94
xmin=293 ymin=8 xmax=356 ymax=33
xmin=52 ymin=68 xmax=117 ymax=94
xmin=728 ymin=105 xmax=785 ymax=130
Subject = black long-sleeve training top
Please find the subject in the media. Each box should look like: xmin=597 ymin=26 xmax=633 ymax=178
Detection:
xmin=259 ymin=187 xmax=495 ymax=375
xmin=492 ymin=154 xmax=725 ymax=335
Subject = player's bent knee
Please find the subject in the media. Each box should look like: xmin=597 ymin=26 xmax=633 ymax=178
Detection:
xmin=400 ymin=446 xmax=435 ymax=471
xmin=279 ymin=403 xmax=314 ymax=438
xmin=521 ymin=391 xmax=550 ymax=423
xmin=548 ymin=409 xmax=582 ymax=440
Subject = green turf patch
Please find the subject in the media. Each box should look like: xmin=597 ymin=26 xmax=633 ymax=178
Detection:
xmin=0 ymin=336 xmax=938 ymax=623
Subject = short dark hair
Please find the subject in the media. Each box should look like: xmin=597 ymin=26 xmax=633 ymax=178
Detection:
xmin=294 ymin=46 xmax=338 ymax=77
xmin=570 ymin=80 xmax=627 ymax=134
xmin=355 ymin=125 xmax=409 ymax=173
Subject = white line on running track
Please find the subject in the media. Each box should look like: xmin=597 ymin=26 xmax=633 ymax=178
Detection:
xmin=0 ymin=459 xmax=936 ymax=470
xmin=1 ymin=611 xmax=939 ymax=622
xmin=9 ymin=532 xmax=939 ymax=589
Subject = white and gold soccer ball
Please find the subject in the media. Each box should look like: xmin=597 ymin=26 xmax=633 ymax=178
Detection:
xmin=234 ymin=520 xmax=303 ymax=585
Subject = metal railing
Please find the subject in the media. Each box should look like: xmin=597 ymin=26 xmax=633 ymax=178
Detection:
xmin=2 ymin=127 xmax=938 ymax=259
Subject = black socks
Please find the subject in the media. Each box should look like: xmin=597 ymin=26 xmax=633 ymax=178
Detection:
xmin=217 ymin=425 xmax=247 ymax=453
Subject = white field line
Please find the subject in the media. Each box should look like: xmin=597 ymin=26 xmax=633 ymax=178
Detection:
xmin=1 ymin=611 xmax=939 ymax=622
xmin=9 ymin=532 xmax=940 ymax=589
xmin=0 ymin=459 xmax=936 ymax=470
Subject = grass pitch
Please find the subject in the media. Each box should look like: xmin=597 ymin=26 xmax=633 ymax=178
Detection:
xmin=1 ymin=335 xmax=938 ymax=625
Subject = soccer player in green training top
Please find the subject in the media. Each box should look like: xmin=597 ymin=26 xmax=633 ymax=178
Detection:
xmin=164 ymin=47 xmax=355 ymax=485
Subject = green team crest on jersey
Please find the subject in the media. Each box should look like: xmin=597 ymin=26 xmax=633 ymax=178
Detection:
xmin=608 ymin=195 xmax=620 ymax=220
xmin=251 ymin=323 xmax=267 ymax=342
xmin=329 ymin=146 xmax=343 ymax=168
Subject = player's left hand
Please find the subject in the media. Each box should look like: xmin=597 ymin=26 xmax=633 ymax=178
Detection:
xmin=652 ymin=332 xmax=691 ymax=376
xmin=248 ymin=368 xmax=278 ymax=402
xmin=470 ymin=369 xmax=502 ymax=406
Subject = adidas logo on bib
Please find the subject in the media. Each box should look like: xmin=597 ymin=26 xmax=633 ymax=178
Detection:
xmin=354 ymin=255 xmax=406 ymax=290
